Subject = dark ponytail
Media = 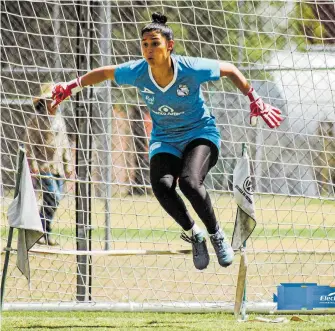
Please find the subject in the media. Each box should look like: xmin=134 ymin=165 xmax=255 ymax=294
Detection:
xmin=141 ymin=12 xmax=174 ymax=42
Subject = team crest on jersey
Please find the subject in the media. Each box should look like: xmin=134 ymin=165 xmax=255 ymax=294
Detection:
xmin=177 ymin=84 xmax=189 ymax=97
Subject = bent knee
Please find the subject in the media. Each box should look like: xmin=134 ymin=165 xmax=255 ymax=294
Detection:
xmin=179 ymin=176 xmax=202 ymax=195
xmin=151 ymin=175 xmax=176 ymax=195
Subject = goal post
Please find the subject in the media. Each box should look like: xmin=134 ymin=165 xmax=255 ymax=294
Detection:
xmin=1 ymin=0 xmax=334 ymax=312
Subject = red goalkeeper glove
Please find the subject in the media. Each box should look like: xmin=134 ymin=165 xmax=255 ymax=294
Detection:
xmin=51 ymin=77 xmax=83 ymax=108
xmin=247 ymin=87 xmax=283 ymax=128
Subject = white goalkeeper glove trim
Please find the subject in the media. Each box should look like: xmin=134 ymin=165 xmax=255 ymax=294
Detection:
xmin=247 ymin=87 xmax=260 ymax=103
xmin=68 ymin=77 xmax=83 ymax=95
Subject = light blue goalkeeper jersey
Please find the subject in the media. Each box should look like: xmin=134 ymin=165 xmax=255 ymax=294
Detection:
xmin=114 ymin=55 xmax=221 ymax=156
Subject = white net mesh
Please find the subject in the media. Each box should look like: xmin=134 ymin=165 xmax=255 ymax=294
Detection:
xmin=1 ymin=0 xmax=334 ymax=309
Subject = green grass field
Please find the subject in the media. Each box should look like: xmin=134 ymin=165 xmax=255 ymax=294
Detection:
xmin=1 ymin=193 xmax=335 ymax=323
xmin=1 ymin=311 xmax=335 ymax=331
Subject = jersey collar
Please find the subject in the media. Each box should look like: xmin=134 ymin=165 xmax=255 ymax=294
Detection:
xmin=148 ymin=56 xmax=177 ymax=93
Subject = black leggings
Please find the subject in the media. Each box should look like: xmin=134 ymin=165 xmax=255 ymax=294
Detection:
xmin=150 ymin=138 xmax=219 ymax=234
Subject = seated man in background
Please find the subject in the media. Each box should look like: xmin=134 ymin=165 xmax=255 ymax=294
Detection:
xmin=25 ymin=83 xmax=73 ymax=246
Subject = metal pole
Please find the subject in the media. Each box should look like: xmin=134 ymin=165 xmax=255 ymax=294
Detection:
xmin=238 ymin=0 xmax=244 ymax=66
xmin=0 ymin=147 xmax=25 ymax=309
xmin=241 ymin=143 xmax=247 ymax=321
xmin=75 ymin=1 xmax=92 ymax=302
xmin=53 ymin=1 xmax=61 ymax=73
xmin=241 ymin=241 xmax=247 ymax=320
xmin=100 ymin=1 xmax=112 ymax=251
xmin=87 ymin=0 xmax=94 ymax=300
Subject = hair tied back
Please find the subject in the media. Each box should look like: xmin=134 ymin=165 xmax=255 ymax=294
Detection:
xmin=152 ymin=12 xmax=167 ymax=25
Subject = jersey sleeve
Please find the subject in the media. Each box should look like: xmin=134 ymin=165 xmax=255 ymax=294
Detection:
xmin=114 ymin=60 xmax=141 ymax=86
xmin=189 ymin=57 xmax=220 ymax=84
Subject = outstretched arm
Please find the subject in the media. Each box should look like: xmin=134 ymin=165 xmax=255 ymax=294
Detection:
xmin=219 ymin=62 xmax=251 ymax=95
xmin=51 ymin=65 xmax=117 ymax=108
xmin=219 ymin=62 xmax=283 ymax=128
xmin=80 ymin=65 xmax=117 ymax=86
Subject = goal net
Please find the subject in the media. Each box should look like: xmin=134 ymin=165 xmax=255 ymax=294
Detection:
xmin=1 ymin=0 xmax=334 ymax=311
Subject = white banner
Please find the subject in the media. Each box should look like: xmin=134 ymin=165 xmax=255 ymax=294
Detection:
xmin=231 ymin=148 xmax=256 ymax=250
xmin=7 ymin=148 xmax=43 ymax=282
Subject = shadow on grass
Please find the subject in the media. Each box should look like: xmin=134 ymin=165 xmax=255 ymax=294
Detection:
xmin=12 ymin=320 xmax=192 ymax=330
xmin=16 ymin=328 xmax=117 ymax=330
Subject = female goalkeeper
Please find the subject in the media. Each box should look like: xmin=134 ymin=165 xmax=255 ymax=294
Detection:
xmin=51 ymin=12 xmax=282 ymax=270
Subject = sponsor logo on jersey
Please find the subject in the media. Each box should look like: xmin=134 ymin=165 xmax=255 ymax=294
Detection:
xmin=177 ymin=84 xmax=189 ymax=97
xmin=141 ymin=87 xmax=155 ymax=94
xmin=145 ymin=95 xmax=155 ymax=105
xmin=151 ymin=105 xmax=185 ymax=116
xmin=150 ymin=142 xmax=162 ymax=153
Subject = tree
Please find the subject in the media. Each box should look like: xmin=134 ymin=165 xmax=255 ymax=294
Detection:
xmin=291 ymin=1 xmax=335 ymax=49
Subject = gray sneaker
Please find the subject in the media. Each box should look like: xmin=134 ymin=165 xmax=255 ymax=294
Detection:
xmin=37 ymin=235 xmax=46 ymax=245
xmin=181 ymin=231 xmax=210 ymax=270
xmin=37 ymin=234 xmax=59 ymax=246
xmin=46 ymin=234 xmax=59 ymax=246
xmin=210 ymin=230 xmax=234 ymax=267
